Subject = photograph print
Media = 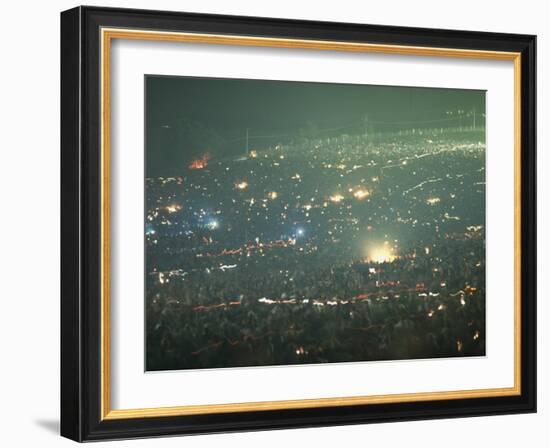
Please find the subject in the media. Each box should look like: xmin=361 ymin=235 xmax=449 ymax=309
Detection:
xmin=145 ymin=76 xmax=486 ymax=371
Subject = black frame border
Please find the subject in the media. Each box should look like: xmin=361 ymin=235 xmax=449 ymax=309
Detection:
xmin=61 ymin=6 xmax=536 ymax=442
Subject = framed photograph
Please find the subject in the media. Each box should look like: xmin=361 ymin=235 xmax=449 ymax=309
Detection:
xmin=60 ymin=6 xmax=536 ymax=441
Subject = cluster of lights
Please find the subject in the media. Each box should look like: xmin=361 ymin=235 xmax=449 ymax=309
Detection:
xmin=352 ymin=188 xmax=370 ymax=200
xmin=326 ymin=188 xmax=371 ymax=203
xmin=367 ymin=243 xmax=397 ymax=263
xmin=150 ymin=133 xmax=484 ymax=333
xmin=329 ymin=193 xmax=344 ymax=203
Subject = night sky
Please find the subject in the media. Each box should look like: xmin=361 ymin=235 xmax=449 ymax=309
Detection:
xmin=145 ymin=76 xmax=485 ymax=177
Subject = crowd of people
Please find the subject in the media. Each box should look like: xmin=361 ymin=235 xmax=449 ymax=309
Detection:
xmin=146 ymin=252 xmax=485 ymax=370
xmin=145 ymin=128 xmax=486 ymax=370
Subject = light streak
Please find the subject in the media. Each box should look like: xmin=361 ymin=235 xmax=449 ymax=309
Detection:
xmin=402 ymin=178 xmax=442 ymax=196
xmin=219 ymin=264 xmax=237 ymax=271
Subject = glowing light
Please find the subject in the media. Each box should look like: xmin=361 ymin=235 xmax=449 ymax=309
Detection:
xmin=207 ymin=219 xmax=219 ymax=230
xmin=219 ymin=264 xmax=237 ymax=271
xmin=235 ymin=181 xmax=248 ymax=190
xmin=166 ymin=204 xmax=181 ymax=213
xmin=426 ymin=197 xmax=441 ymax=205
xmin=367 ymin=244 xmax=397 ymax=263
xmin=267 ymin=191 xmax=278 ymax=200
xmin=329 ymin=193 xmax=344 ymax=203
xmin=249 ymin=150 xmax=258 ymax=158
xmin=467 ymin=225 xmax=483 ymax=232
xmin=296 ymin=227 xmax=305 ymax=237
xmin=353 ymin=188 xmax=370 ymax=200
xmin=188 ymin=153 xmax=209 ymax=169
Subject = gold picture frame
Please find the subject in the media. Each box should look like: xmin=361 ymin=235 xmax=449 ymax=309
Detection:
xmin=61 ymin=6 xmax=536 ymax=441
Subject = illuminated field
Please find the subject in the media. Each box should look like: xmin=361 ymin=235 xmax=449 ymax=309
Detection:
xmin=145 ymin=76 xmax=486 ymax=371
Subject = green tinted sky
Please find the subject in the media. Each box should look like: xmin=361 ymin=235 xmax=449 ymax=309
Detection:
xmin=145 ymin=76 xmax=485 ymax=177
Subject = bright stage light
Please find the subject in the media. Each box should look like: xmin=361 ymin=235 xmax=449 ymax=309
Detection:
xmin=367 ymin=244 xmax=397 ymax=263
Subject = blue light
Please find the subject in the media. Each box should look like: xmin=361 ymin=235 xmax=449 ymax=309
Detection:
xmin=207 ymin=219 xmax=219 ymax=230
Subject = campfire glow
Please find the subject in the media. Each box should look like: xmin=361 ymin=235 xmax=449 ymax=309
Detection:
xmin=189 ymin=153 xmax=210 ymax=170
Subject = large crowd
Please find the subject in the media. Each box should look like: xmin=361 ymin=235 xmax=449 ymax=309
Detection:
xmin=146 ymin=237 xmax=485 ymax=370
xmin=145 ymin=128 xmax=486 ymax=370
